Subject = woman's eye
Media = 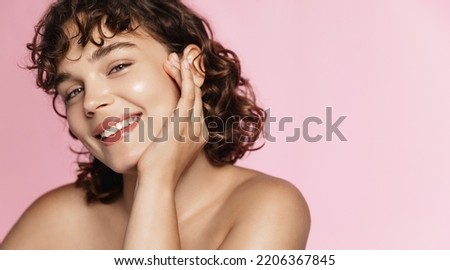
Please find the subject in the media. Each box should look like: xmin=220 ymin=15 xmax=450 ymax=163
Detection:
xmin=65 ymin=87 xmax=84 ymax=102
xmin=109 ymin=63 xmax=131 ymax=75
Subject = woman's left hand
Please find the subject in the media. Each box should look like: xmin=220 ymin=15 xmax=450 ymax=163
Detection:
xmin=136 ymin=52 xmax=208 ymax=191
xmin=123 ymin=52 xmax=208 ymax=249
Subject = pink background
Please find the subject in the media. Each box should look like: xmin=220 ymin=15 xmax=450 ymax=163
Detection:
xmin=1 ymin=0 xmax=449 ymax=249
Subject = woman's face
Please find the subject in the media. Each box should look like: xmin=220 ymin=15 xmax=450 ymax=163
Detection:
xmin=56 ymin=26 xmax=179 ymax=174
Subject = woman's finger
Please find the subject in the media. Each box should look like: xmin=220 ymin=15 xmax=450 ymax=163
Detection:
xmin=177 ymin=59 xmax=196 ymax=118
xmin=163 ymin=53 xmax=182 ymax=87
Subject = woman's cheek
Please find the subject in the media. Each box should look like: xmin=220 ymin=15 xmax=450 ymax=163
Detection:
xmin=129 ymin=80 xmax=146 ymax=94
xmin=66 ymin=108 xmax=83 ymax=139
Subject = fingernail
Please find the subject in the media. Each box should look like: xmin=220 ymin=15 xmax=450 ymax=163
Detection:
xmin=182 ymin=59 xmax=190 ymax=70
xmin=172 ymin=53 xmax=180 ymax=62
xmin=167 ymin=53 xmax=176 ymax=66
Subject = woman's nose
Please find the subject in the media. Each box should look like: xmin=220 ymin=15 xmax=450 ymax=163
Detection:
xmin=83 ymin=82 xmax=115 ymax=117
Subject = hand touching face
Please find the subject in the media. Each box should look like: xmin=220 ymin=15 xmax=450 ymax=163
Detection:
xmin=56 ymin=27 xmax=205 ymax=174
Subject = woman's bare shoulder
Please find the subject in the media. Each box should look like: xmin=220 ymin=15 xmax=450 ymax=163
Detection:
xmin=229 ymin=166 xmax=310 ymax=210
xmin=219 ymin=166 xmax=311 ymax=249
xmin=1 ymin=183 xmax=96 ymax=249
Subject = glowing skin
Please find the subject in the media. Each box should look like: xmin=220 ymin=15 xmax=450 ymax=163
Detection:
xmin=56 ymin=29 xmax=180 ymax=174
xmin=1 ymin=24 xmax=310 ymax=250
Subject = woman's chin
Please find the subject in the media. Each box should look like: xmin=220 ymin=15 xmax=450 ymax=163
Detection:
xmin=110 ymin=164 xmax=138 ymax=175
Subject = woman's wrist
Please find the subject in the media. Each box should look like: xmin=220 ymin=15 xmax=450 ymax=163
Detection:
xmin=136 ymin=170 xmax=178 ymax=193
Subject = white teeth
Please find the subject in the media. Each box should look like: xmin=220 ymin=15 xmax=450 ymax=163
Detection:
xmin=100 ymin=116 xmax=139 ymax=139
xmin=103 ymin=129 xmax=115 ymax=138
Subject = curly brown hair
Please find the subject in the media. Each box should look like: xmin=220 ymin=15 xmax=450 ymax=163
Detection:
xmin=28 ymin=0 xmax=266 ymax=203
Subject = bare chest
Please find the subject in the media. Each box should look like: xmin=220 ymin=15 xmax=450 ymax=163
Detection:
xmin=77 ymin=201 xmax=233 ymax=249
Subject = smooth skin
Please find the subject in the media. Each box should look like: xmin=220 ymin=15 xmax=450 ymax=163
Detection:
xmin=1 ymin=25 xmax=310 ymax=250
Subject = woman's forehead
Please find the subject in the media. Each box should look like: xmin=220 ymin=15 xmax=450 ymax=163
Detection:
xmin=62 ymin=14 xmax=147 ymax=45
xmin=60 ymin=21 xmax=150 ymax=61
xmin=57 ymin=26 xmax=165 ymax=73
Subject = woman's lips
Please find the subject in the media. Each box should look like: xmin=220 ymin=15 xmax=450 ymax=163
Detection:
xmin=100 ymin=118 xmax=141 ymax=146
xmin=93 ymin=113 xmax=142 ymax=145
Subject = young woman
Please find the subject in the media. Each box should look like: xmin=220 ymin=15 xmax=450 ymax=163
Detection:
xmin=1 ymin=0 xmax=310 ymax=249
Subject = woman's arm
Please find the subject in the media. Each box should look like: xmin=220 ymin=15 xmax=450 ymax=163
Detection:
xmin=122 ymin=176 xmax=181 ymax=249
xmin=122 ymin=51 xmax=310 ymax=250
xmin=122 ymin=51 xmax=207 ymax=249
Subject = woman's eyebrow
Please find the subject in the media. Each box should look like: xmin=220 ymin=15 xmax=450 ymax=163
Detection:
xmin=90 ymin=41 xmax=137 ymax=61
xmin=54 ymin=72 xmax=72 ymax=91
xmin=54 ymin=41 xmax=137 ymax=89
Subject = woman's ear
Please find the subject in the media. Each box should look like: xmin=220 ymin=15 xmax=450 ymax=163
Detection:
xmin=181 ymin=44 xmax=205 ymax=87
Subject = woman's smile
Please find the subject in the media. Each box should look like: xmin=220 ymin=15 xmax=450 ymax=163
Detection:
xmin=93 ymin=112 xmax=142 ymax=145
xmin=2 ymin=0 xmax=310 ymax=251
xmin=56 ymin=30 xmax=180 ymax=173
